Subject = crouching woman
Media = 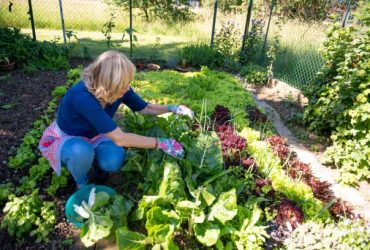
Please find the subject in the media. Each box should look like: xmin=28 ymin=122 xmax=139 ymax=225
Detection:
xmin=38 ymin=51 xmax=193 ymax=188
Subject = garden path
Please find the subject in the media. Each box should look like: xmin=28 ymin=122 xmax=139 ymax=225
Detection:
xmin=244 ymin=79 xmax=370 ymax=222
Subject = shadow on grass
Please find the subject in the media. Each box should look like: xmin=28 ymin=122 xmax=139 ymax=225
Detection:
xmin=66 ymin=37 xmax=187 ymax=60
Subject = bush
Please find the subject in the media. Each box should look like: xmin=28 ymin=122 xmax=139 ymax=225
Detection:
xmin=275 ymin=0 xmax=330 ymax=21
xmin=240 ymin=64 xmax=268 ymax=85
xmin=304 ymin=23 xmax=370 ymax=185
xmin=0 ymin=27 xmax=69 ymax=70
xmin=177 ymin=43 xmax=224 ymax=68
xmin=215 ymin=21 xmax=241 ymax=60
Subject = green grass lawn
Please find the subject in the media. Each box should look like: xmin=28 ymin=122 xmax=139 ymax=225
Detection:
xmin=1 ymin=0 xmax=326 ymax=90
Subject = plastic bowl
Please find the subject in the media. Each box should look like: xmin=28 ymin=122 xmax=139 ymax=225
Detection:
xmin=65 ymin=184 xmax=116 ymax=228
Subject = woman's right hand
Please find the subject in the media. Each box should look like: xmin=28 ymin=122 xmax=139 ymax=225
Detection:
xmin=157 ymin=138 xmax=184 ymax=158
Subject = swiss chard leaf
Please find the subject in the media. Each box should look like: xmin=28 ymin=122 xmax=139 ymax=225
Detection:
xmin=145 ymin=207 xmax=180 ymax=247
xmin=186 ymin=132 xmax=224 ymax=179
xmin=158 ymin=161 xmax=187 ymax=203
xmin=175 ymin=200 xmax=205 ymax=224
xmin=131 ymin=196 xmax=171 ymax=221
xmin=80 ymin=208 xmax=113 ymax=247
xmin=194 ymin=221 xmax=220 ymax=246
xmin=116 ymin=227 xmax=149 ymax=250
xmin=208 ymin=189 xmax=238 ymax=224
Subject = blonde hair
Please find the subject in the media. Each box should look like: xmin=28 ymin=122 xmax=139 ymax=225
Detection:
xmin=82 ymin=51 xmax=135 ymax=104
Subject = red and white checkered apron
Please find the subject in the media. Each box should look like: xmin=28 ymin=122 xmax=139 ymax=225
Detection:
xmin=38 ymin=121 xmax=112 ymax=176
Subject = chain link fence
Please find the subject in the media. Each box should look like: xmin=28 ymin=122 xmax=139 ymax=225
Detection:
xmin=0 ymin=0 xmax=354 ymax=91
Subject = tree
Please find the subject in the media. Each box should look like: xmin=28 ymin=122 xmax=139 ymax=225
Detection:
xmin=111 ymin=0 xmax=193 ymax=22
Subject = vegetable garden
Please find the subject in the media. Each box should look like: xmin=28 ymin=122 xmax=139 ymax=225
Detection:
xmin=0 ymin=0 xmax=369 ymax=249
xmin=0 ymin=65 xmax=369 ymax=249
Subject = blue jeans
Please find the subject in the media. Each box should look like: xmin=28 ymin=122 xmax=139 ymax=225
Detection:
xmin=61 ymin=138 xmax=126 ymax=186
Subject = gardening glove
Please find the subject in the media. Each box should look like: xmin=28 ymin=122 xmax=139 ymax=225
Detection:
xmin=167 ymin=105 xmax=194 ymax=119
xmin=157 ymin=138 xmax=184 ymax=158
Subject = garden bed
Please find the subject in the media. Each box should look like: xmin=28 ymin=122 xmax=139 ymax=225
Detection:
xmin=0 ymin=67 xmax=368 ymax=249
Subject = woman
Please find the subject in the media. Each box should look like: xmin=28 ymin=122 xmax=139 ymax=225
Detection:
xmin=38 ymin=51 xmax=193 ymax=188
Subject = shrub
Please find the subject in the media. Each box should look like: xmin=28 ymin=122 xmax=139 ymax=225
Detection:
xmin=177 ymin=44 xmax=224 ymax=68
xmin=303 ymin=23 xmax=370 ymax=185
xmin=0 ymin=27 xmax=69 ymax=70
xmin=240 ymin=64 xmax=268 ymax=85
xmin=215 ymin=21 xmax=241 ymax=60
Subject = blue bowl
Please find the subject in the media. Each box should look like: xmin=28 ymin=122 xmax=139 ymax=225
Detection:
xmin=65 ymin=184 xmax=116 ymax=228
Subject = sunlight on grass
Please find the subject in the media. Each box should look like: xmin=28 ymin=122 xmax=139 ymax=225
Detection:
xmin=1 ymin=0 xmax=327 ymax=89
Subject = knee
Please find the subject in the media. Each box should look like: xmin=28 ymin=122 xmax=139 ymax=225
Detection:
xmin=62 ymin=138 xmax=94 ymax=162
xmin=97 ymin=146 xmax=126 ymax=172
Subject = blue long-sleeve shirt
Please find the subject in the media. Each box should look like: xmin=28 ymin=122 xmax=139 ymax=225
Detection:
xmin=57 ymin=81 xmax=148 ymax=138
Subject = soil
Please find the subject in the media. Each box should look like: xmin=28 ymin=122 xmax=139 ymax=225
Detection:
xmin=0 ymin=59 xmax=92 ymax=250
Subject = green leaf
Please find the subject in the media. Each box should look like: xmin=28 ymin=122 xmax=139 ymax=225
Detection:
xmin=146 ymin=207 xmax=180 ymax=231
xmin=145 ymin=207 xmax=180 ymax=247
xmin=91 ymin=191 xmax=110 ymax=211
xmin=116 ymin=227 xmax=149 ymax=250
xmin=158 ymin=161 xmax=187 ymax=203
xmin=175 ymin=200 xmax=205 ymax=224
xmin=186 ymin=132 xmax=224 ymax=177
xmin=194 ymin=222 xmax=220 ymax=246
xmin=80 ymin=209 xmax=113 ymax=247
xmin=208 ymin=189 xmax=238 ymax=224
xmin=109 ymin=194 xmax=133 ymax=229
xmin=131 ymin=196 xmax=171 ymax=221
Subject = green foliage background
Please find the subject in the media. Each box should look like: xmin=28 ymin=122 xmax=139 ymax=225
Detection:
xmin=304 ymin=22 xmax=370 ymax=185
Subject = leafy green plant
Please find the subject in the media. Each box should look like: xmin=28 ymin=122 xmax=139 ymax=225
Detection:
xmin=240 ymin=64 xmax=268 ymax=85
xmin=131 ymin=67 xmax=255 ymax=129
xmin=112 ymin=0 xmax=193 ymax=22
xmin=239 ymin=128 xmax=331 ymax=221
xmin=215 ymin=21 xmax=241 ymax=60
xmin=240 ymin=19 xmax=265 ymax=64
xmin=74 ymin=188 xmax=133 ymax=247
xmin=1 ymin=190 xmax=57 ymax=243
xmin=0 ymin=27 xmax=69 ymax=70
xmin=65 ymin=30 xmax=78 ymax=43
xmin=102 ymin=12 xmax=116 ymax=48
xmin=177 ymin=43 xmax=224 ymax=68
xmin=304 ymin=22 xmax=370 ymax=185
xmin=46 ymin=168 xmax=70 ymax=196
xmin=0 ymin=183 xmax=14 ymax=203
xmin=284 ymin=219 xmax=370 ymax=250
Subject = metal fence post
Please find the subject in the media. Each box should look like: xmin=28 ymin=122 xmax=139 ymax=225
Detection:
xmin=261 ymin=0 xmax=276 ymax=56
xmin=58 ymin=0 xmax=67 ymax=48
xmin=210 ymin=0 xmax=218 ymax=48
xmin=342 ymin=0 xmax=352 ymax=27
xmin=129 ymin=0 xmax=133 ymax=58
xmin=27 ymin=0 xmax=36 ymax=41
xmin=240 ymin=0 xmax=253 ymax=58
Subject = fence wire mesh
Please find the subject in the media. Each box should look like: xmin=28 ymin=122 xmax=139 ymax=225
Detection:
xmin=0 ymin=0 xmax=354 ymax=91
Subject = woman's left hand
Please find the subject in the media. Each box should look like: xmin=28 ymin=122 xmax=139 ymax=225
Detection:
xmin=168 ymin=105 xmax=194 ymax=119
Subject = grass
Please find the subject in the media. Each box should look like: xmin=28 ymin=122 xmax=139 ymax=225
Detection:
xmin=1 ymin=0 xmax=327 ymax=90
